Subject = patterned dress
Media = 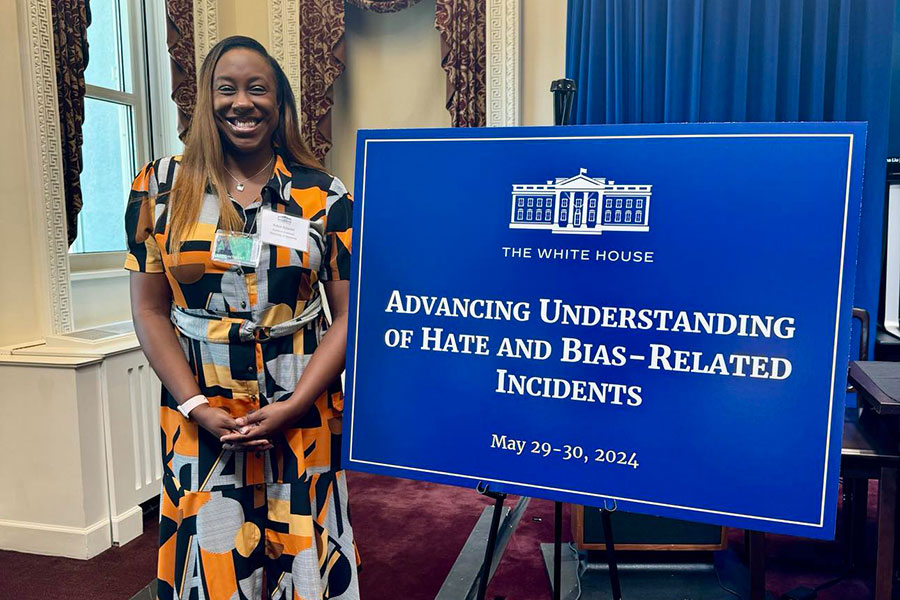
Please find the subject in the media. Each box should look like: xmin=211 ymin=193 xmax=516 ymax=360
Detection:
xmin=124 ymin=154 xmax=359 ymax=600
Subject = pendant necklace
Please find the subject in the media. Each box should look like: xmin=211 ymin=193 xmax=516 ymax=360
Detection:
xmin=225 ymin=155 xmax=275 ymax=192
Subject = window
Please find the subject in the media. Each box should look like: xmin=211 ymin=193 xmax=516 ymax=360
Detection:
xmin=561 ymin=196 xmax=568 ymax=208
xmin=616 ymin=198 xmax=623 ymax=208
xmin=528 ymin=197 xmax=534 ymax=207
xmin=589 ymin=198 xmax=596 ymax=208
xmin=518 ymin=197 xmax=524 ymax=207
xmin=615 ymin=212 xmax=622 ymax=222
xmin=588 ymin=210 xmax=596 ymax=221
xmin=544 ymin=208 xmax=551 ymax=221
xmin=635 ymin=209 xmax=643 ymax=222
xmin=636 ymin=198 xmax=644 ymax=208
xmin=70 ymin=0 xmax=180 ymax=257
xmin=561 ymin=209 xmax=568 ymax=221
xmin=517 ymin=208 xmax=524 ymax=220
xmin=604 ymin=210 xmax=611 ymax=222
xmin=626 ymin=198 xmax=633 ymax=208
xmin=605 ymin=198 xmax=612 ymax=208
xmin=625 ymin=210 xmax=632 ymax=223
xmin=535 ymin=211 xmax=542 ymax=222
xmin=536 ymin=198 xmax=543 ymax=208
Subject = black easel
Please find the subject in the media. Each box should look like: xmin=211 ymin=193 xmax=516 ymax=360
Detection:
xmin=470 ymin=80 xmax=622 ymax=600
xmin=549 ymin=80 xmax=574 ymax=600
xmin=474 ymin=483 xmax=507 ymax=600
xmin=437 ymin=479 xmax=529 ymax=600
xmin=551 ymin=78 xmax=577 ymax=128
xmin=548 ymin=77 xmax=624 ymax=600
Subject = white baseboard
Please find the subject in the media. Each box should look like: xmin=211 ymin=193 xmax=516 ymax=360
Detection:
xmin=111 ymin=505 xmax=144 ymax=546
xmin=0 ymin=517 xmax=111 ymax=559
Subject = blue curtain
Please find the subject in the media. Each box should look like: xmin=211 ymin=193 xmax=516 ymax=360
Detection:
xmin=566 ymin=0 xmax=894 ymax=358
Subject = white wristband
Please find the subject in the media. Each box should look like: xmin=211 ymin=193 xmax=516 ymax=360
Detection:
xmin=177 ymin=394 xmax=209 ymax=419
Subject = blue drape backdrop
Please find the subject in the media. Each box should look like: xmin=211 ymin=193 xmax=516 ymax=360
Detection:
xmin=566 ymin=0 xmax=894 ymax=360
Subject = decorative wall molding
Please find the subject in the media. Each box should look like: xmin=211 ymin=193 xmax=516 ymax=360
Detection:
xmin=193 ymin=0 xmax=219 ymax=71
xmin=269 ymin=0 xmax=302 ymax=101
xmin=486 ymin=0 xmax=520 ymax=127
xmin=0 ymin=516 xmax=111 ymax=560
xmin=19 ymin=0 xmax=73 ymax=335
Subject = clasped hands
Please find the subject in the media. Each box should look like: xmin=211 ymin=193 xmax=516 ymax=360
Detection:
xmin=192 ymin=400 xmax=304 ymax=452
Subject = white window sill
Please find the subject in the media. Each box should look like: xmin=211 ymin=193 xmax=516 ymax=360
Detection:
xmin=70 ymin=268 xmax=129 ymax=282
xmin=69 ymin=250 xmax=128 ymax=282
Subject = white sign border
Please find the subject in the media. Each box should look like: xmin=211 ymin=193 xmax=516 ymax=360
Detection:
xmin=348 ymin=131 xmax=855 ymax=531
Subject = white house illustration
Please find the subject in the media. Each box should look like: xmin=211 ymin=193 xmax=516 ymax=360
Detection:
xmin=510 ymin=168 xmax=652 ymax=235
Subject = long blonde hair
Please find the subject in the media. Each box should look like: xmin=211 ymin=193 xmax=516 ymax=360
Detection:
xmin=166 ymin=36 xmax=322 ymax=256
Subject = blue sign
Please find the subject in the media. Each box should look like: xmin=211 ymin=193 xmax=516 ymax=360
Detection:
xmin=343 ymin=122 xmax=865 ymax=539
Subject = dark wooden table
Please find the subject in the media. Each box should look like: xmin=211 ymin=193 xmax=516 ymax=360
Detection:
xmin=845 ymin=361 xmax=900 ymax=600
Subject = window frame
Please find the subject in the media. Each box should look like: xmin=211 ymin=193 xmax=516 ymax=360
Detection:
xmin=69 ymin=0 xmax=178 ymax=271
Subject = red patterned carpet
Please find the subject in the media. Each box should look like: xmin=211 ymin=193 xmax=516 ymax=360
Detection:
xmin=0 ymin=473 xmax=878 ymax=599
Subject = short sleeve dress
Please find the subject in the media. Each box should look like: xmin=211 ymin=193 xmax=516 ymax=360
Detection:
xmin=124 ymin=154 xmax=359 ymax=600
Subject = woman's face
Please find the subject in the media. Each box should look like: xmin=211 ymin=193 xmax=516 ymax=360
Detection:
xmin=212 ymin=48 xmax=279 ymax=156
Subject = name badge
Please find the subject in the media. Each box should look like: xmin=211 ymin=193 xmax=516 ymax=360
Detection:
xmin=211 ymin=231 xmax=261 ymax=267
xmin=259 ymin=208 xmax=310 ymax=252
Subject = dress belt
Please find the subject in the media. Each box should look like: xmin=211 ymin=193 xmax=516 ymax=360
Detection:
xmin=171 ymin=294 xmax=323 ymax=344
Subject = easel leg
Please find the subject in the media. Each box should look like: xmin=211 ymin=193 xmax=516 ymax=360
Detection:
xmin=849 ymin=477 xmax=869 ymax=569
xmin=475 ymin=492 xmax=506 ymax=600
xmin=749 ymin=530 xmax=766 ymax=600
xmin=875 ymin=467 xmax=896 ymax=600
xmin=553 ymin=501 xmax=563 ymax=600
xmin=601 ymin=508 xmax=623 ymax=600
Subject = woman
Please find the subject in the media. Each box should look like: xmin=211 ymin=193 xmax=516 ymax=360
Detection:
xmin=126 ymin=36 xmax=359 ymax=600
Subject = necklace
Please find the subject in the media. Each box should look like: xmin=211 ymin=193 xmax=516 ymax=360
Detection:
xmin=225 ymin=155 xmax=275 ymax=192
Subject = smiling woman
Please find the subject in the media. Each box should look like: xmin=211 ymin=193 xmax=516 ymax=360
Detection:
xmin=125 ymin=36 xmax=359 ymax=600
xmin=164 ymin=38 xmax=322 ymax=255
xmin=213 ymin=48 xmax=279 ymax=170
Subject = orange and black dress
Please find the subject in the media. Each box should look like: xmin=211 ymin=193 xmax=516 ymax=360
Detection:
xmin=124 ymin=154 xmax=359 ymax=600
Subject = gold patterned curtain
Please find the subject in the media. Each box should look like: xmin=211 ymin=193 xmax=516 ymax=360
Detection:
xmin=346 ymin=0 xmax=421 ymax=12
xmin=435 ymin=0 xmax=486 ymax=128
xmin=51 ymin=0 xmax=91 ymax=247
xmin=299 ymin=0 xmax=484 ymax=161
xmin=299 ymin=0 xmax=423 ymax=161
xmin=165 ymin=0 xmax=197 ymax=139
xmin=299 ymin=0 xmax=345 ymax=161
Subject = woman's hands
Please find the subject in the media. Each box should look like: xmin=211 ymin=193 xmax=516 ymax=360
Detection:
xmin=219 ymin=280 xmax=350 ymax=450
xmin=131 ymin=272 xmax=268 ymax=453
xmin=219 ymin=400 xmax=309 ymax=449
xmin=191 ymin=405 xmax=273 ymax=451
